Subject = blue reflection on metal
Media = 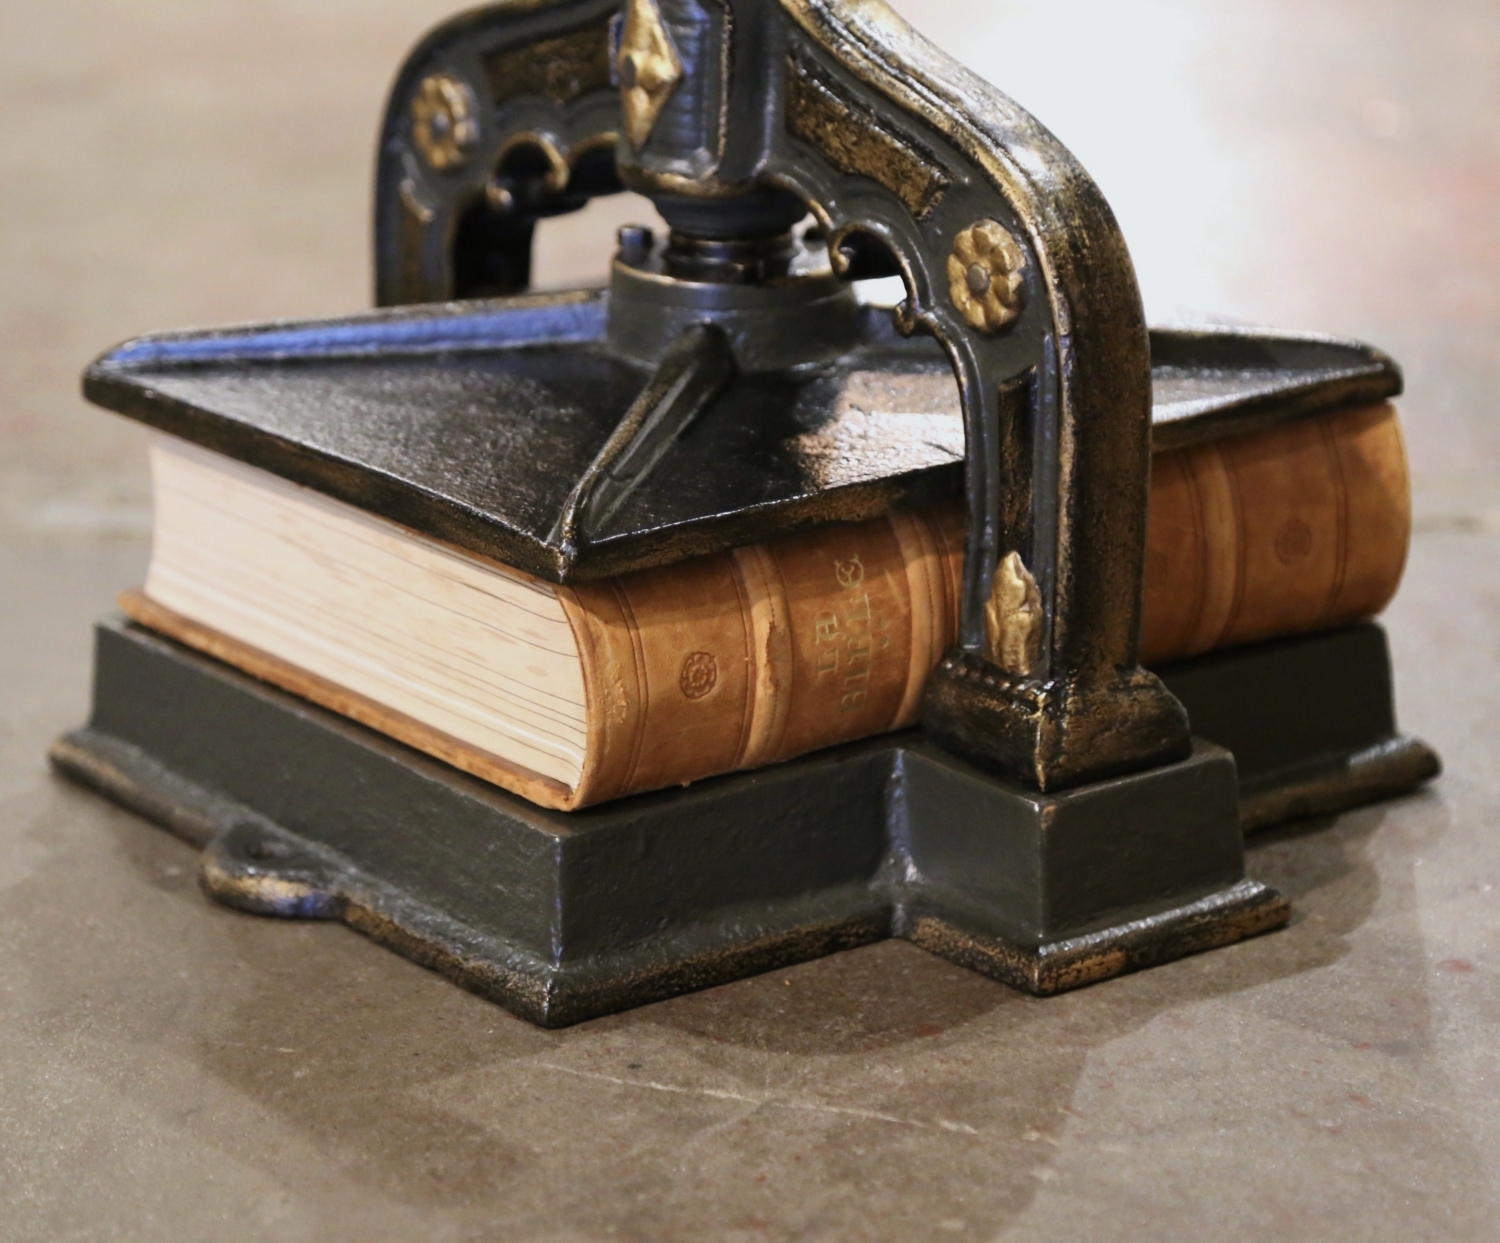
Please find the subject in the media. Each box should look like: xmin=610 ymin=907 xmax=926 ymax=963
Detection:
xmin=105 ymin=295 xmax=609 ymax=369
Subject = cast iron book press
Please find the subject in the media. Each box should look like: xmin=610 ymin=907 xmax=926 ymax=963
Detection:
xmin=54 ymin=0 xmax=1439 ymax=1026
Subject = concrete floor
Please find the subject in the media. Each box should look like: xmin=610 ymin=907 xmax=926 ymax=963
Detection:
xmin=2 ymin=1 xmax=1498 ymax=1239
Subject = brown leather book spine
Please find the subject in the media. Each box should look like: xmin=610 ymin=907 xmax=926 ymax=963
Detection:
xmin=557 ymin=505 xmax=965 ymax=806
xmin=563 ymin=402 xmax=1409 ymax=806
xmin=1140 ymin=403 xmax=1409 ymax=665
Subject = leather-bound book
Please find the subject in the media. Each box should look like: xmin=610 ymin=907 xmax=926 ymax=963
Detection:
xmin=121 ymin=401 xmax=1409 ymax=810
xmin=1141 ymin=402 xmax=1409 ymax=663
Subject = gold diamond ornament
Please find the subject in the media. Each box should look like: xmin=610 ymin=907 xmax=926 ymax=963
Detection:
xmin=948 ymin=219 xmax=1026 ymax=333
xmin=618 ymin=0 xmax=683 ymax=151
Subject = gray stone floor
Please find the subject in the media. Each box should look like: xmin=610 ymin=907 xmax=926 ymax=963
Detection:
xmin=2 ymin=1 xmax=1497 ymax=1239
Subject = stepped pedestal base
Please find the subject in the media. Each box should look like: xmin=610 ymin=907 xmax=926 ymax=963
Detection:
xmin=49 ymin=617 xmax=1430 ymax=1027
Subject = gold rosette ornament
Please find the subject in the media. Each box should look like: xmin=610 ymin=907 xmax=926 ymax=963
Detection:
xmin=411 ymin=74 xmax=480 ymax=172
xmin=947 ymin=219 xmax=1026 ymax=333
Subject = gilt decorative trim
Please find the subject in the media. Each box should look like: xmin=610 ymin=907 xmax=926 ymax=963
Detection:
xmin=785 ymin=54 xmax=948 ymax=220
xmin=984 ymin=551 xmax=1043 ymax=676
xmin=483 ymin=24 xmax=615 ymax=106
xmin=411 ymin=73 xmax=481 ymax=172
xmin=618 ymin=0 xmax=683 ymax=150
xmin=948 ymin=219 xmax=1026 ymax=333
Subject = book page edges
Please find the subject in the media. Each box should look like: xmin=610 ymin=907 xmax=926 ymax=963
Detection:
xmin=118 ymin=589 xmax=584 ymax=812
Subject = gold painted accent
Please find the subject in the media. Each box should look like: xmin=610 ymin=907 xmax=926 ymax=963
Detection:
xmin=948 ymin=219 xmax=1025 ymax=333
xmin=396 ymin=179 xmax=435 ymax=303
xmin=618 ymin=0 xmax=683 ymax=151
xmin=398 ymin=178 xmax=436 ymax=225
xmin=411 ymin=73 xmax=481 ymax=172
xmin=483 ymin=25 xmax=614 ymax=105
xmin=984 ymin=551 xmax=1042 ymax=675
xmin=496 ymin=131 xmax=572 ymax=193
xmin=785 ymin=56 xmax=948 ymax=219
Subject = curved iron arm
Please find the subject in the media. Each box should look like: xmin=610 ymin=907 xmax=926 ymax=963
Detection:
xmin=374 ymin=0 xmax=625 ymax=305
xmin=374 ymin=0 xmax=1190 ymax=790
xmin=767 ymin=0 xmax=1188 ymax=788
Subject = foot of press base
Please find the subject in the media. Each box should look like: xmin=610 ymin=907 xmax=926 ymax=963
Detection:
xmin=46 ymin=617 xmax=1323 ymax=1026
xmin=901 ymin=880 xmax=1288 ymax=996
